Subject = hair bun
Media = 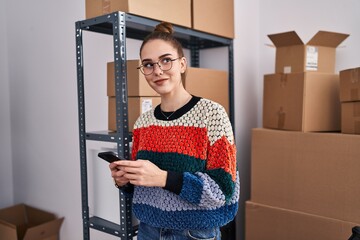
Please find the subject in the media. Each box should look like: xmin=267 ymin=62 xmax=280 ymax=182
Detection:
xmin=154 ymin=22 xmax=174 ymax=35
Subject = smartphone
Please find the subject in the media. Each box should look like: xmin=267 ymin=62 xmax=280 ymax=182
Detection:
xmin=98 ymin=151 xmax=124 ymax=163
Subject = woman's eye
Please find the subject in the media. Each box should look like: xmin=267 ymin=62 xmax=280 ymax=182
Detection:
xmin=143 ymin=62 xmax=153 ymax=68
xmin=161 ymin=58 xmax=172 ymax=64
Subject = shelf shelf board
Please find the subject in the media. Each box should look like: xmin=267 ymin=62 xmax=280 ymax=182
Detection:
xmin=89 ymin=216 xmax=138 ymax=237
xmin=77 ymin=11 xmax=232 ymax=49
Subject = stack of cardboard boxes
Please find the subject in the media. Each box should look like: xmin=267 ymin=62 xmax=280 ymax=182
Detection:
xmin=85 ymin=0 xmax=234 ymax=39
xmin=246 ymin=31 xmax=360 ymax=240
xmin=340 ymin=67 xmax=360 ymax=134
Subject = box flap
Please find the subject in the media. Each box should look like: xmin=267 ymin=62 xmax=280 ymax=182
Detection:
xmin=0 ymin=204 xmax=27 ymax=226
xmin=23 ymin=217 xmax=64 ymax=240
xmin=307 ymin=31 xmax=349 ymax=47
xmin=268 ymin=31 xmax=303 ymax=47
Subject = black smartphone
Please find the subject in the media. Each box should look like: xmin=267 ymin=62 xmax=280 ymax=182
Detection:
xmin=98 ymin=151 xmax=124 ymax=163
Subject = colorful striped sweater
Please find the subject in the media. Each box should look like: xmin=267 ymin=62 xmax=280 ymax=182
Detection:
xmin=131 ymin=96 xmax=239 ymax=230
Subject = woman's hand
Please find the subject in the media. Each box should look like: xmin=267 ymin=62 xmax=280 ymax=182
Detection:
xmin=109 ymin=162 xmax=129 ymax=187
xmin=113 ymin=160 xmax=167 ymax=187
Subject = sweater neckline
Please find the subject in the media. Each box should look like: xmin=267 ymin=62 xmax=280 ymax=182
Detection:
xmin=154 ymin=96 xmax=201 ymax=121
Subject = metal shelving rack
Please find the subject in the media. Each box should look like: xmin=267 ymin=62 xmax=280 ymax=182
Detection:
xmin=75 ymin=11 xmax=234 ymax=240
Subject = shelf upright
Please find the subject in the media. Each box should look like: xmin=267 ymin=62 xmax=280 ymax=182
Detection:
xmin=75 ymin=11 xmax=133 ymax=240
xmin=75 ymin=11 xmax=235 ymax=239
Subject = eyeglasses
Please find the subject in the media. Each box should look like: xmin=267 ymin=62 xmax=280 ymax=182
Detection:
xmin=137 ymin=57 xmax=181 ymax=75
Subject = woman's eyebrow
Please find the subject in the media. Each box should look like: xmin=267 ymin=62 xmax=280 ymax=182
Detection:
xmin=141 ymin=53 xmax=173 ymax=63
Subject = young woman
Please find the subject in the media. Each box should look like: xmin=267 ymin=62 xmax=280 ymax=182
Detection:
xmin=109 ymin=22 xmax=239 ymax=240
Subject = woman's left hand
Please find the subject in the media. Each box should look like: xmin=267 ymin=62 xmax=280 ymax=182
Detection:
xmin=113 ymin=160 xmax=167 ymax=187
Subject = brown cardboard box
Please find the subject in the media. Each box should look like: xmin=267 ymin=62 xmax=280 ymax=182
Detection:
xmin=85 ymin=0 xmax=191 ymax=28
xmin=245 ymin=201 xmax=358 ymax=240
xmin=185 ymin=67 xmax=229 ymax=115
xmin=268 ymin=31 xmax=349 ymax=74
xmin=251 ymin=128 xmax=360 ymax=223
xmin=340 ymin=67 xmax=360 ymax=102
xmin=107 ymin=61 xmax=159 ymax=97
xmin=341 ymin=101 xmax=360 ymax=134
xmin=109 ymin=96 xmax=161 ymax=132
xmin=263 ymin=72 xmax=340 ymax=132
xmin=192 ymin=0 xmax=234 ymax=38
xmin=0 ymin=204 xmax=64 ymax=240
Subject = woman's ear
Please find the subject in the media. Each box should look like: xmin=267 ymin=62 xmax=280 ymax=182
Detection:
xmin=180 ymin=57 xmax=187 ymax=73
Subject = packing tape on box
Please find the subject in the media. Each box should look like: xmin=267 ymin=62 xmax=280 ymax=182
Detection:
xmin=280 ymin=74 xmax=287 ymax=88
xmin=350 ymin=68 xmax=359 ymax=84
xmin=102 ymin=0 xmax=111 ymax=14
xmin=277 ymin=107 xmax=286 ymax=129
xmin=350 ymin=68 xmax=359 ymax=101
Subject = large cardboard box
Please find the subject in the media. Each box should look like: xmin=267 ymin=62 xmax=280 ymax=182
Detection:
xmin=185 ymin=67 xmax=229 ymax=115
xmin=0 ymin=204 xmax=64 ymax=240
xmin=263 ymin=72 xmax=340 ymax=132
xmin=268 ymin=31 xmax=349 ymax=74
xmin=340 ymin=67 xmax=360 ymax=102
xmin=245 ymin=201 xmax=358 ymax=240
xmin=192 ymin=0 xmax=234 ymax=38
xmin=85 ymin=0 xmax=191 ymax=28
xmin=107 ymin=61 xmax=159 ymax=97
xmin=109 ymin=96 xmax=161 ymax=132
xmin=341 ymin=101 xmax=360 ymax=134
xmin=251 ymin=128 xmax=360 ymax=223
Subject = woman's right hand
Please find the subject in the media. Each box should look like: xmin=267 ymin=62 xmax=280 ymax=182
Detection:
xmin=109 ymin=161 xmax=130 ymax=187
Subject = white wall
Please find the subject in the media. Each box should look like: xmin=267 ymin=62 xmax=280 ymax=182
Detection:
xmin=233 ymin=0 xmax=261 ymax=239
xmin=1 ymin=0 xmax=360 ymax=240
xmin=0 ymin=0 xmax=13 ymax=207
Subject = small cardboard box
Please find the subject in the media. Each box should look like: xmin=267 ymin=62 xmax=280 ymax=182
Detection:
xmin=251 ymin=128 xmax=360 ymax=223
xmin=268 ymin=31 xmax=349 ymax=74
xmin=192 ymin=0 xmax=234 ymax=38
xmin=341 ymin=101 xmax=360 ymax=134
xmin=107 ymin=61 xmax=159 ymax=97
xmin=85 ymin=0 xmax=191 ymax=28
xmin=246 ymin=201 xmax=359 ymax=240
xmin=0 ymin=204 xmax=64 ymax=240
xmin=109 ymin=96 xmax=161 ymax=132
xmin=340 ymin=67 xmax=360 ymax=102
xmin=185 ymin=67 xmax=229 ymax=115
xmin=263 ymin=72 xmax=340 ymax=132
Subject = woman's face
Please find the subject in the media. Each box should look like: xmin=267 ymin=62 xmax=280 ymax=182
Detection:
xmin=140 ymin=39 xmax=186 ymax=96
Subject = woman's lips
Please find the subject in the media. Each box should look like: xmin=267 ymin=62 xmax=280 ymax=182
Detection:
xmin=154 ymin=78 xmax=167 ymax=85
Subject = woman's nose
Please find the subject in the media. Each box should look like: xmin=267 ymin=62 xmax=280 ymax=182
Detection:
xmin=153 ymin=63 xmax=163 ymax=75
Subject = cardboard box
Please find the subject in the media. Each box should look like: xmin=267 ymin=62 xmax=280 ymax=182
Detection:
xmin=268 ymin=31 xmax=349 ymax=74
xmin=109 ymin=96 xmax=161 ymax=132
xmin=192 ymin=0 xmax=234 ymax=38
xmin=340 ymin=67 xmax=360 ymax=102
xmin=185 ymin=67 xmax=229 ymax=115
xmin=263 ymin=72 xmax=340 ymax=132
xmin=85 ymin=0 xmax=191 ymax=28
xmin=245 ymin=201 xmax=359 ymax=240
xmin=341 ymin=101 xmax=360 ymax=134
xmin=0 ymin=204 xmax=64 ymax=240
xmin=251 ymin=128 xmax=360 ymax=223
xmin=107 ymin=61 xmax=159 ymax=97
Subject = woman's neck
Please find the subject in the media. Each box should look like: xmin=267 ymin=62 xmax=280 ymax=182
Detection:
xmin=160 ymin=89 xmax=192 ymax=112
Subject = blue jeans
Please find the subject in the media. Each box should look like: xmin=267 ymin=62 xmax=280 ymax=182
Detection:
xmin=137 ymin=222 xmax=221 ymax=240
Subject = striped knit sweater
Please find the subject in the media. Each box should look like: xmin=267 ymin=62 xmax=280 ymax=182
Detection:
xmin=131 ymin=96 xmax=239 ymax=230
